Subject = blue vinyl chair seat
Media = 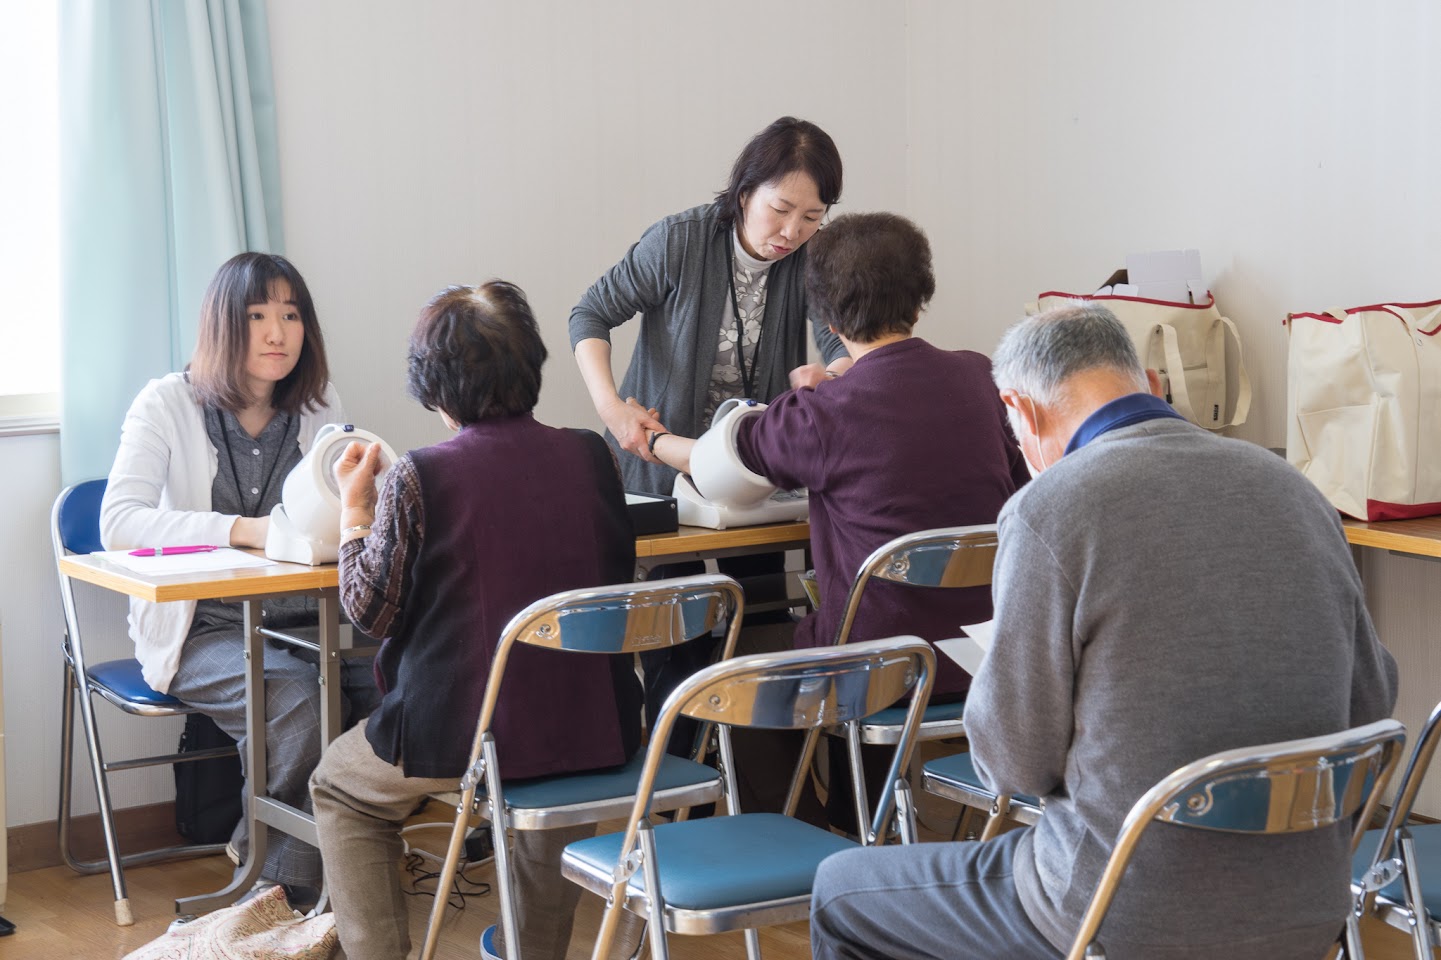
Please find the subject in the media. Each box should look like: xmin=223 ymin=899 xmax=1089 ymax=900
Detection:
xmin=1354 ymin=824 xmax=1441 ymax=916
xmin=565 ymin=812 xmax=856 ymax=911
xmin=863 ymin=699 xmax=966 ymax=727
xmin=500 ymin=752 xmax=719 ymax=810
xmin=923 ymin=751 xmax=1041 ymax=808
xmin=87 ymin=659 xmax=183 ymax=708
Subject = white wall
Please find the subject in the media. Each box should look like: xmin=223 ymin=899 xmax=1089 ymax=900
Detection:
xmin=1 ymin=432 xmax=177 ymax=830
xmin=265 ymin=0 xmax=910 ymax=448
xmin=907 ymin=0 xmax=1441 ymax=808
xmin=11 ymin=0 xmax=1441 ymax=830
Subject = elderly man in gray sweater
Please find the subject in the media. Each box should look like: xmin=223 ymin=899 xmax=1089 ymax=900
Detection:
xmin=809 ymin=304 xmax=1398 ymax=960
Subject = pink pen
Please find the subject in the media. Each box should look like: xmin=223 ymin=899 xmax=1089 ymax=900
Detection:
xmin=129 ymin=545 xmax=222 ymax=557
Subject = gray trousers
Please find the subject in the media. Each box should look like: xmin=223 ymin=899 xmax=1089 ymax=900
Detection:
xmin=810 ymin=829 xmax=1061 ymax=960
xmin=310 ymin=719 xmax=642 ymax=960
xmin=168 ymin=623 xmax=380 ymax=888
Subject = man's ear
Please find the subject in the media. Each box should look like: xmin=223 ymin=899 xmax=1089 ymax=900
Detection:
xmin=1145 ymin=369 xmax=1165 ymax=399
xmin=999 ymin=389 xmax=1039 ymax=436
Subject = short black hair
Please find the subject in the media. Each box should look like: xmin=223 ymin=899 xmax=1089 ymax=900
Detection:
xmin=406 ymin=281 xmax=547 ymax=425
xmin=804 ymin=213 xmax=935 ymax=342
xmin=714 ymin=117 xmax=842 ymax=225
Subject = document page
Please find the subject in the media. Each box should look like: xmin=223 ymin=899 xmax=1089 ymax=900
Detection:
xmin=934 ymin=620 xmax=995 ymax=676
xmin=95 ymin=548 xmax=277 ymax=576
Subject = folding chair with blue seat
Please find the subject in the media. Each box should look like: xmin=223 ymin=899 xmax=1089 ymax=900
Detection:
xmin=1069 ymin=718 xmax=1404 ymax=960
xmin=53 ymin=479 xmax=236 ymax=926
xmin=1352 ymin=698 xmax=1441 ymax=960
xmin=562 ymin=635 xmax=937 ymax=960
xmin=920 ymin=750 xmax=1043 ymax=840
xmin=785 ymin=525 xmax=997 ymax=837
xmin=417 ymin=573 xmax=745 ymax=960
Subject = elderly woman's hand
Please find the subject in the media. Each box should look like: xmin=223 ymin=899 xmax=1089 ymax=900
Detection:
xmin=789 ymin=357 xmax=853 ymax=390
xmin=335 ymin=441 xmax=383 ymax=515
xmin=601 ymin=396 xmax=668 ymax=463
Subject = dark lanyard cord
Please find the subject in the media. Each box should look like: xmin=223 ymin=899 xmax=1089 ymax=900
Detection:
xmin=724 ymin=230 xmax=767 ymax=399
xmin=219 ymin=410 xmax=290 ymax=516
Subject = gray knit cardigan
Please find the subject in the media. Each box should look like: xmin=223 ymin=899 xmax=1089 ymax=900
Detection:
xmin=569 ymin=202 xmax=846 ymax=494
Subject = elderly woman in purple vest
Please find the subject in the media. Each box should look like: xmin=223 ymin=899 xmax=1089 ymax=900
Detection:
xmin=646 ymin=213 xmax=1031 ymax=828
xmin=310 ymin=282 xmax=642 ymax=960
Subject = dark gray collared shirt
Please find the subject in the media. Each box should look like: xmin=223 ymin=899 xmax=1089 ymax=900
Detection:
xmin=192 ymin=406 xmax=316 ymax=633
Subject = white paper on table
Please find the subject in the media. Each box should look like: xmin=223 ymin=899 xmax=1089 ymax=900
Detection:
xmin=93 ymin=548 xmax=277 ymax=575
xmin=934 ymin=619 xmax=995 ymax=677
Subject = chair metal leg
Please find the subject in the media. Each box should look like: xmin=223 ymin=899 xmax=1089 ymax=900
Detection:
xmin=57 ymin=661 xmax=80 ymax=869
xmin=483 ymin=737 xmax=524 ymax=960
xmin=980 ymin=795 xmax=1013 ymax=842
xmin=743 ymin=927 xmax=762 ymax=960
xmin=419 ymin=777 xmax=483 ymax=960
xmin=1343 ymin=909 xmax=1365 ymax=960
xmin=894 ymin=779 xmax=917 ymax=845
xmin=58 ymin=661 xmax=134 ymax=925
xmin=1398 ymin=829 xmax=1432 ymax=960
xmin=844 ymin=723 xmax=871 ymax=844
xmin=591 ymin=897 xmax=628 ymax=960
xmin=784 ymin=728 xmax=821 ymax=817
xmin=638 ymin=822 xmax=670 ymax=960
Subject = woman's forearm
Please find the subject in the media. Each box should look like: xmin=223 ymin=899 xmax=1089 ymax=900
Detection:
xmin=651 ymin=433 xmax=694 ymax=477
xmin=577 ymin=338 xmax=667 ymax=462
xmin=575 ymin=338 xmax=622 ymax=414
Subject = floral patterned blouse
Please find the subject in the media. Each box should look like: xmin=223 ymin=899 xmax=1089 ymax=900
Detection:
xmin=703 ymin=229 xmax=775 ymax=426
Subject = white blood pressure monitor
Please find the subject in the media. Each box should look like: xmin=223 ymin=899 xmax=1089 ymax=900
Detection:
xmin=264 ymin=423 xmax=396 ymax=565
xmin=673 ymin=399 xmax=809 ymax=530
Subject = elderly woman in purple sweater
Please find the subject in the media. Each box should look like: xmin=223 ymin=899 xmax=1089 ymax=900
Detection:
xmin=310 ymin=282 xmax=641 ymax=960
xmin=648 ymin=212 xmax=1030 ymax=825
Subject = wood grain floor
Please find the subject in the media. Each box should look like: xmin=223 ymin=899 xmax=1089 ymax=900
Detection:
xmin=0 ymin=847 xmax=811 ymax=959
xmin=1 ymin=813 xmax=1433 ymax=960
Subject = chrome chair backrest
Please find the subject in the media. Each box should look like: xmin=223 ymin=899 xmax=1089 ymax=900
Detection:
xmin=420 ymin=574 xmax=745 ymax=960
xmin=648 ymin=637 xmax=934 ymax=846
xmin=673 ymin=638 xmax=926 ymax=731
xmin=1068 ymin=718 xmax=1406 ymax=960
xmin=582 ymin=637 xmax=935 ymax=960
xmin=834 ymin=525 xmax=997 ymax=646
xmin=474 ymin=573 xmax=745 ymax=736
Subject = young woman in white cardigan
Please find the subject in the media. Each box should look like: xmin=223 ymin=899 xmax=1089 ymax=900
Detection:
xmin=100 ymin=252 xmax=379 ymax=905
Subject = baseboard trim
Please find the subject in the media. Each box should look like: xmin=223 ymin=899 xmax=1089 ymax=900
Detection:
xmin=9 ymin=801 xmax=190 ymax=874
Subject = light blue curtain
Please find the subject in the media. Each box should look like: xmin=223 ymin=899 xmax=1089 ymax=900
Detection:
xmin=58 ymin=0 xmax=283 ymax=484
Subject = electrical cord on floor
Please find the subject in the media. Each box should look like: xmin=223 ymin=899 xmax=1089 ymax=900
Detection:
xmin=399 ymin=822 xmax=495 ymax=910
xmin=401 ymin=851 xmax=492 ymax=910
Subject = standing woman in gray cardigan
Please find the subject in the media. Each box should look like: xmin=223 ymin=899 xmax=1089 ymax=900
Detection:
xmin=570 ymin=116 xmax=850 ymax=495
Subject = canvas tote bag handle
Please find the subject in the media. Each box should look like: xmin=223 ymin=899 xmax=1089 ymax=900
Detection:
xmin=1149 ymin=323 xmax=1199 ymax=424
xmin=1383 ymin=303 xmax=1441 ymax=336
xmin=1215 ymin=315 xmax=1251 ymax=428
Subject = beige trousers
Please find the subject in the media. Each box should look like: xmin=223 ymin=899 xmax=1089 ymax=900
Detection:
xmin=310 ymin=719 xmax=638 ymax=960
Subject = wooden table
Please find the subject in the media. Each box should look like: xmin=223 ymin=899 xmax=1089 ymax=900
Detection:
xmin=1343 ymin=516 xmax=1441 ymax=560
xmin=58 ymin=551 xmax=353 ymax=916
xmin=57 ymin=521 xmax=812 ymax=915
xmin=635 ymin=520 xmax=811 ymax=568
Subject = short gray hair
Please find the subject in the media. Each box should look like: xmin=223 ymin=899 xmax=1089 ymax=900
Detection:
xmin=991 ymin=303 xmax=1147 ymax=405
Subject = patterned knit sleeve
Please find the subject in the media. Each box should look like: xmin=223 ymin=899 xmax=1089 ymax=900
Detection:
xmin=339 ymin=454 xmax=424 ymax=641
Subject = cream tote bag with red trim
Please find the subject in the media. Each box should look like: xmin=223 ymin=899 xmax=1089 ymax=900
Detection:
xmin=1027 ymin=292 xmax=1252 ymax=431
xmin=1286 ymin=300 xmax=1441 ymax=521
